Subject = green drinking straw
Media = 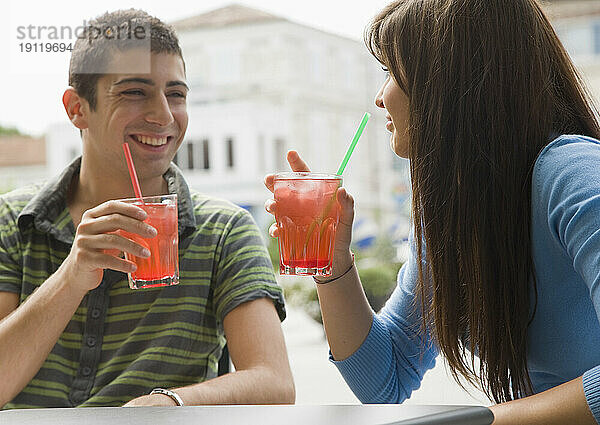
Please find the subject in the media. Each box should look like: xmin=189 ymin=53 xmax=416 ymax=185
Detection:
xmin=301 ymin=112 xmax=371 ymax=256
xmin=336 ymin=112 xmax=371 ymax=176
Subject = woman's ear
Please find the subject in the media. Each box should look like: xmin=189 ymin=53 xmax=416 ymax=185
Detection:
xmin=62 ymin=88 xmax=89 ymax=130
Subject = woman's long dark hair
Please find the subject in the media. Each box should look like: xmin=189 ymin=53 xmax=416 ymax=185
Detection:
xmin=366 ymin=0 xmax=600 ymax=403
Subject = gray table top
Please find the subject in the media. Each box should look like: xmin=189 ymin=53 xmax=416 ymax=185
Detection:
xmin=0 ymin=404 xmax=494 ymax=425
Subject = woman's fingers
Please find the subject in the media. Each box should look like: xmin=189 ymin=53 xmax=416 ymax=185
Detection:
xmin=264 ymin=174 xmax=275 ymax=193
xmin=269 ymin=222 xmax=280 ymax=238
xmin=264 ymin=150 xmax=312 ymax=241
xmin=264 ymin=198 xmax=276 ymax=214
xmin=287 ymin=151 xmax=311 ymax=172
xmin=264 ymin=151 xmax=311 ymax=193
xmin=336 ymin=187 xmax=355 ymax=225
xmin=335 ymin=187 xmax=355 ymax=250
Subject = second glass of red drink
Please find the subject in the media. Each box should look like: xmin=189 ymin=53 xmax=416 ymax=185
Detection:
xmin=273 ymin=172 xmax=342 ymax=276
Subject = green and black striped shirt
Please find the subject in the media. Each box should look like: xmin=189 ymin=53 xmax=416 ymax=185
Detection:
xmin=0 ymin=158 xmax=285 ymax=409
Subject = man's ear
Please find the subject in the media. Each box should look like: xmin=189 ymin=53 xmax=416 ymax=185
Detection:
xmin=62 ymin=88 xmax=89 ymax=130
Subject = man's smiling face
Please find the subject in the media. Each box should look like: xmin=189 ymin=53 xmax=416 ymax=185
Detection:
xmin=83 ymin=48 xmax=188 ymax=181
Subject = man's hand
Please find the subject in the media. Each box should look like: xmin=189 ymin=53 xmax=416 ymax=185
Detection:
xmin=122 ymin=393 xmax=178 ymax=407
xmin=58 ymin=200 xmax=157 ymax=295
xmin=0 ymin=199 xmax=158 ymax=406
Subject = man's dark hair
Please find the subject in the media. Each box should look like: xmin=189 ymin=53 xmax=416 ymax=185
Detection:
xmin=68 ymin=9 xmax=184 ymax=110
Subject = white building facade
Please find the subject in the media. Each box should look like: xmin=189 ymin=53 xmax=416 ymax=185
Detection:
xmin=546 ymin=1 xmax=600 ymax=106
xmin=172 ymin=5 xmax=408 ymax=236
xmin=41 ymin=2 xmax=600 ymax=245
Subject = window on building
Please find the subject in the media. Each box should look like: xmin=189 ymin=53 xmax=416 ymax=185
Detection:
xmin=274 ymin=138 xmax=286 ymax=171
xmin=226 ymin=138 xmax=235 ymax=169
xmin=177 ymin=140 xmax=210 ymax=171
xmin=187 ymin=143 xmax=194 ymax=170
xmin=257 ymin=135 xmax=265 ymax=174
xmin=594 ymin=21 xmax=600 ymax=55
xmin=202 ymin=139 xmax=210 ymax=170
xmin=174 ymin=143 xmax=189 ymax=169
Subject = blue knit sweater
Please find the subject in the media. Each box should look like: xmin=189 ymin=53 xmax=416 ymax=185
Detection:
xmin=331 ymin=134 xmax=600 ymax=422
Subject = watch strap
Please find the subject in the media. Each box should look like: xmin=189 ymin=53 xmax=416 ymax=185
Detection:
xmin=150 ymin=388 xmax=184 ymax=406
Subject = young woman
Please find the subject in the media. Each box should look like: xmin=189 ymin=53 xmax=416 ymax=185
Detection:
xmin=265 ymin=0 xmax=600 ymax=423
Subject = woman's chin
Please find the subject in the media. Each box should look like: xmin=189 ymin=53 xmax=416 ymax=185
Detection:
xmin=391 ymin=135 xmax=409 ymax=159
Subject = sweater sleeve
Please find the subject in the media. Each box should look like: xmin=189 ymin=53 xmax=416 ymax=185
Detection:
xmin=535 ymin=134 xmax=600 ymax=422
xmin=330 ymin=231 xmax=438 ymax=404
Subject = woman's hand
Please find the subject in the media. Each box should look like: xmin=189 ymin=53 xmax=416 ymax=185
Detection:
xmin=264 ymin=151 xmax=355 ymax=279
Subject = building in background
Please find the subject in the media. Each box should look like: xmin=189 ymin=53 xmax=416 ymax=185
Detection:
xmin=171 ymin=4 xmax=406 ymax=235
xmin=35 ymin=2 xmax=600 ymax=254
xmin=44 ymin=4 xmax=408 ymax=245
xmin=0 ymin=135 xmax=47 ymax=191
xmin=544 ymin=0 xmax=600 ymax=105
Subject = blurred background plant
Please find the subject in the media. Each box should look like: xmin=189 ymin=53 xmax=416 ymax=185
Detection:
xmin=0 ymin=125 xmax=23 ymax=137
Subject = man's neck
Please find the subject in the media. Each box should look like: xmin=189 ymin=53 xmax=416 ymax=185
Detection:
xmin=67 ymin=157 xmax=169 ymax=225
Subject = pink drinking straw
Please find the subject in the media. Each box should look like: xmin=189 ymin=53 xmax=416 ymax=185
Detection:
xmin=122 ymin=143 xmax=144 ymax=203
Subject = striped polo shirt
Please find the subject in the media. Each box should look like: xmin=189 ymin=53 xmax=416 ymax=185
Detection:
xmin=0 ymin=157 xmax=285 ymax=409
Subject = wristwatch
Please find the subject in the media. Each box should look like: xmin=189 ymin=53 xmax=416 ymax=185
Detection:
xmin=149 ymin=388 xmax=184 ymax=406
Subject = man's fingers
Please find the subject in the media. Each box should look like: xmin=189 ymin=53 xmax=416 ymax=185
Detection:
xmin=75 ymin=250 xmax=137 ymax=274
xmin=287 ymin=151 xmax=311 ymax=172
xmin=85 ymin=200 xmax=148 ymax=221
xmin=78 ymin=213 xmax=157 ymax=238
xmin=95 ymin=252 xmax=138 ymax=274
xmin=79 ymin=233 xmax=151 ymax=258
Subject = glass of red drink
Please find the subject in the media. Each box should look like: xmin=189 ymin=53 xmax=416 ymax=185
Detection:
xmin=118 ymin=194 xmax=179 ymax=289
xmin=273 ymin=172 xmax=343 ymax=276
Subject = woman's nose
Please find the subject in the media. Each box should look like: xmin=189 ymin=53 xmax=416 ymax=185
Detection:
xmin=374 ymin=84 xmax=385 ymax=109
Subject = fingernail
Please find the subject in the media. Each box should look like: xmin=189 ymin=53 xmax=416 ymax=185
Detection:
xmin=142 ymin=248 xmax=151 ymax=257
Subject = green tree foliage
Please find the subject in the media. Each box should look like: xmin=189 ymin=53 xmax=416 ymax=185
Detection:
xmin=0 ymin=125 xmax=24 ymax=137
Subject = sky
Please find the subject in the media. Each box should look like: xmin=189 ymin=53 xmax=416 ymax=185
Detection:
xmin=0 ymin=0 xmax=392 ymax=136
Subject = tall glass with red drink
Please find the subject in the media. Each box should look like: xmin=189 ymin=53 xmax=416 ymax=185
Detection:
xmin=273 ymin=173 xmax=342 ymax=276
xmin=118 ymin=194 xmax=179 ymax=289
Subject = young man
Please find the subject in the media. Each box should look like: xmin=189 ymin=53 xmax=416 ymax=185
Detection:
xmin=0 ymin=10 xmax=294 ymax=408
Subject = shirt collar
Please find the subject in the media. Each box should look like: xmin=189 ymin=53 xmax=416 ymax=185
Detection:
xmin=18 ymin=157 xmax=196 ymax=244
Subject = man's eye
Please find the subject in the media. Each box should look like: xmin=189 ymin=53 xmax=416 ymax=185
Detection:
xmin=168 ymin=92 xmax=185 ymax=98
xmin=122 ymin=90 xmax=144 ymax=96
